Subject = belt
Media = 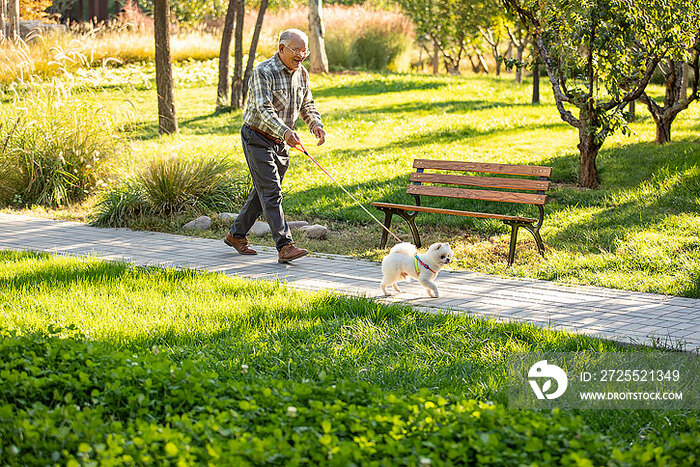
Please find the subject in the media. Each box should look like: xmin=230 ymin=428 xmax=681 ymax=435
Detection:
xmin=244 ymin=123 xmax=283 ymax=144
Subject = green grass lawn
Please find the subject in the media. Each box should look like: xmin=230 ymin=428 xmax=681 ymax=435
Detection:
xmin=2 ymin=62 xmax=699 ymax=298
xmin=1 ymin=251 xmax=697 ymax=464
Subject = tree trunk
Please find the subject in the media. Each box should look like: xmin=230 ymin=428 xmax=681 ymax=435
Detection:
xmin=654 ymin=115 xmax=673 ymax=144
xmin=446 ymin=58 xmax=461 ymax=74
xmin=477 ymin=54 xmax=488 ymax=74
xmin=639 ymin=60 xmax=692 ymax=145
xmin=154 ymin=0 xmax=177 ymax=134
xmin=230 ymin=0 xmax=245 ymax=109
xmin=627 ymin=99 xmax=635 ymax=122
xmin=8 ymin=0 xmax=18 ymax=41
xmin=432 ymin=39 xmax=439 ymax=75
xmin=578 ymin=125 xmax=600 ymax=188
xmin=242 ymin=0 xmax=268 ymax=106
xmin=492 ymin=46 xmax=500 ymax=76
xmin=216 ymin=0 xmax=238 ymax=109
xmin=308 ymin=0 xmax=328 ymax=73
xmin=532 ymin=59 xmax=540 ymax=104
xmin=681 ymin=62 xmax=689 ymax=100
xmin=1 ymin=0 xmax=7 ymax=41
xmin=515 ymin=46 xmax=524 ymax=83
xmin=467 ymin=55 xmax=480 ymax=73
xmin=505 ymin=42 xmax=513 ymax=62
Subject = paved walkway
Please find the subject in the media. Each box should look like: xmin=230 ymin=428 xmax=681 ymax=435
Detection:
xmin=1 ymin=213 xmax=699 ymax=352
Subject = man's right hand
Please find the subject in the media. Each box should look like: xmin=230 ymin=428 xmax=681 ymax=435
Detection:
xmin=284 ymin=129 xmax=301 ymax=148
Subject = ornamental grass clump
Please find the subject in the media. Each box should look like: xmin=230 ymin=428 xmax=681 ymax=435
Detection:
xmin=91 ymin=156 xmax=251 ymax=227
xmin=0 ymin=84 xmax=123 ymax=207
xmin=141 ymin=157 xmax=246 ymax=215
xmin=0 ymin=26 xmax=219 ymax=87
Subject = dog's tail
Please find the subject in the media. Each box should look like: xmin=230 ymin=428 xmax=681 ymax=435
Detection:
xmin=389 ymin=242 xmax=417 ymax=256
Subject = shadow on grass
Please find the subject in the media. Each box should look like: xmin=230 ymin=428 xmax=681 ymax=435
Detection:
xmin=119 ymin=75 xmax=546 ymax=140
xmin=542 ymin=138 xmax=700 ymax=250
xmin=0 ymin=250 xmax=619 ymax=400
xmin=313 ymin=75 xmax=449 ymax=98
xmin=3 ymin=251 xmax=674 ymax=443
xmin=127 ymin=98 xmax=531 ymax=141
xmin=126 ymin=110 xmax=243 ymax=141
xmin=323 ymin=99 xmax=546 ymax=123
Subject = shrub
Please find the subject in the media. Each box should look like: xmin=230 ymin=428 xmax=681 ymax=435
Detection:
xmin=0 ymin=85 xmax=122 ymax=207
xmin=350 ymin=21 xmax=413 ymax=71
xmin=251 ymin=4 xmax=414 ymax=72
xmin=324 ymin=34 xmax=352 ymax=71
xmin=91 ymin=156 xmax=252 ymax=227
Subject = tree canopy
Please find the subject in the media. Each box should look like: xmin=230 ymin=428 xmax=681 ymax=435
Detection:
xmin=398 ymin=0 xmax=501 ymax=73
xmin=19 ymin=0 xmax=52 ymax=20
xmin=503 ymin=0 xmax=700 ymax=188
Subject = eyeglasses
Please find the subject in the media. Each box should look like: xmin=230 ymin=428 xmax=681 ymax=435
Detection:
xmin=284 ymin=45 xmax=310 ymax=58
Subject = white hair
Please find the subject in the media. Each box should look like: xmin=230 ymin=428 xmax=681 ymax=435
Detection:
xmin=279 ymin=29 xmax=308 ymax=47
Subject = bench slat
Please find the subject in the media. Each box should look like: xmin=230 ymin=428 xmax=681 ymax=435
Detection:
xmin=370 ymin=202 xmax=538 ymax=223
xmin=410 ymin=172 xmax=550 ymax=191
xmin=413 ymin=159 xmax=552 ymax=177
xmin=407 ymin=184 xmax=547 ymax=205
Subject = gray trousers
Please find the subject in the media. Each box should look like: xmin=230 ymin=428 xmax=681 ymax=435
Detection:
xmin=229 ymin=125 xmax=293 ymax=251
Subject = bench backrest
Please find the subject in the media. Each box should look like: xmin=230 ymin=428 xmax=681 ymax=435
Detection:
xmin=407 ymin=159 xmax=552 ymax=206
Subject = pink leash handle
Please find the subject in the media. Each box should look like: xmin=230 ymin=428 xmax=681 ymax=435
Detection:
xmin=292 ymin=141 xmax=403 ymax=244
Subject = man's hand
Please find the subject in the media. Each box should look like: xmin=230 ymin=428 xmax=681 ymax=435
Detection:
xmin=313 ymin=126 xmax=326 ymax=146
xmin=284 ymin=129 xmax=301 ymax=148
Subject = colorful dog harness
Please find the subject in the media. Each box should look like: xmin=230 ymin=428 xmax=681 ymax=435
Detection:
xmin=414 ymin=255 xmax=436 ymax=275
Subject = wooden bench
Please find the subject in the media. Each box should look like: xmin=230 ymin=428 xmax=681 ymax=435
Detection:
xmin=371 ymin=159 xmax=552 ymax=266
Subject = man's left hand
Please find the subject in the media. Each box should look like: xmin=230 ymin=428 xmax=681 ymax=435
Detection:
xmin=313 ymin=126 xmax=326 ymax=146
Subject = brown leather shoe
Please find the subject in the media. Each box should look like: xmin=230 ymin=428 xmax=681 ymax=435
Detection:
xmin=278 ymin=243 xmax=308 ymax=263
xmin=224 ymin=233 xmax=257 ymax=255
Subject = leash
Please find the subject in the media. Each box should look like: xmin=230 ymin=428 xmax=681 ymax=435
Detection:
xmin=292 ymin=140 xmax=403 ymax=244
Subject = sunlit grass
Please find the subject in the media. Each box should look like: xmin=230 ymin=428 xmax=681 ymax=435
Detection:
xmin=0 ymin=250 xmax=614 ymax=395
xmin=3 ymin=250 xmax=687 ymax=443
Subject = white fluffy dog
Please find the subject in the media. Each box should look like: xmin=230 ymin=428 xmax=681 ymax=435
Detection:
xmin=380 ymin=242 xmax=453 ymax=298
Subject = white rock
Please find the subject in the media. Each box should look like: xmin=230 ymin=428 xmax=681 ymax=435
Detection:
xmin=218 ymin=212 xmax=239 ymax=223
xmin=299 ymin=224 xmax=328 ymax=239
xmin=288 ymin=221 xmax=309 ymax=230
xmin=250 ymin=221 xmax=271 ymax=236
xmin=183 ymin=216 xmax=211 ymax=231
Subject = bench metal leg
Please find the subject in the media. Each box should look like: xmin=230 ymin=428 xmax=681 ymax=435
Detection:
xmin=396 ymin=211 xmax=421 ymax=248
xmin=376 ymin=208 xmax=421 ymax=248
xmin=379 ymin=211 xmax=393 ymax=249
xmin=506 ymin=221 xmax=546 ymax=265
xmin=522 ymin=224 xmax=546 ymax=257
xmin=507 ymin=224 xmax=520 ymax=266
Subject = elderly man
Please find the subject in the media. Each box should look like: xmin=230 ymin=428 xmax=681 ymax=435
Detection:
xmin=225 ymin=29 xmax=326 ymax=263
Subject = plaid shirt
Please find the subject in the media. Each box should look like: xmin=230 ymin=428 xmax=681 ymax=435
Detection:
xmin=243 ymin=54 xmax=322 ymax=141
